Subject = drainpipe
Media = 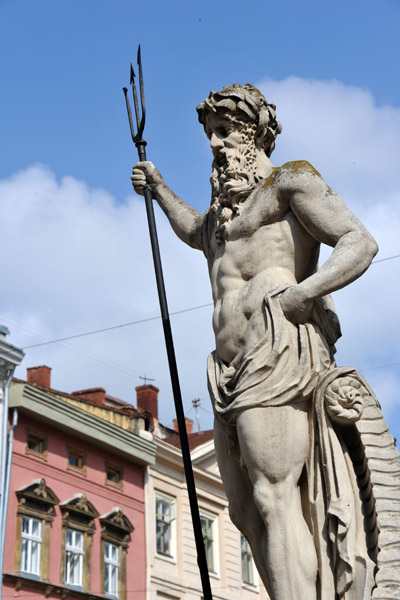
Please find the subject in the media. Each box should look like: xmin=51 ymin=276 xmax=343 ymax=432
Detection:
xmin=0 ymin=369 xmax=14 ymax=547
xmin=0 ymin=370 xmax=16 ymax=600
xmin=0 ymin=328 xmax=24 ymax=600
xmin=0 ymin=404 xmax=18 ymax=600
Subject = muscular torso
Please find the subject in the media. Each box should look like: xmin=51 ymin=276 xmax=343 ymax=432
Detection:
xmin=207 ymin=169 xmax=319 ymax=365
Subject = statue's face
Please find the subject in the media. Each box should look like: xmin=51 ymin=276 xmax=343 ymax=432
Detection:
xmin=205 ymin=112 xmax=251 ymax=171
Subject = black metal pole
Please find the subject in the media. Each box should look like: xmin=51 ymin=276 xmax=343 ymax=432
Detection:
xmin=136 ymin=141 xmax=213 ymax=600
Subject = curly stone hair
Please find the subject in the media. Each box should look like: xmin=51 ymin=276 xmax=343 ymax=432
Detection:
xmin=196 ymin=83 xmax=282 ymax=158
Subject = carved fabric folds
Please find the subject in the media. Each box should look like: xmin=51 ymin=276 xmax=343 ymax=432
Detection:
xmin=309 ymin=368 xmax=375 ymax=599
xmin=207 ymin=293 xmax=375 ymax=599
xmin=207 ymin=289 xmax=333 ymax=422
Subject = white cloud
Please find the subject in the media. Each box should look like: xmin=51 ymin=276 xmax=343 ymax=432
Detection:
xmin=1 ymin=75 xmax=400 ymax=438
xmin=0 ymin=164 xmax=213 ymax=427
xmin=259 ymin=77 xmax=400 ymax=202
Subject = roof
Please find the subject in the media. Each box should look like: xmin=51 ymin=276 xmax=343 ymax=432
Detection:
xmin=12 ymin=376 xmax=151 ymax=422
xmin=9 ymin=381 xmax=156 ymax=466
xmin=164 ymin=429 xmax=214 ymax=450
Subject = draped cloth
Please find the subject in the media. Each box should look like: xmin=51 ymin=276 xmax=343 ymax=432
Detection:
xmin=207 ymin=291 xmax=375 ymax=599
xmin=207 ymin=289 xmax=333 ymax=423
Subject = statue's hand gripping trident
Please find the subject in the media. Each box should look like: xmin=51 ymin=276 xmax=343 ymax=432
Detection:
xmin=123 ymin=46 xmax=213 ymax=600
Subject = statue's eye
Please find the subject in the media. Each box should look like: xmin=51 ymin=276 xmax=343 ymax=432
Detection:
xmin=217 ymin=126 xmax=228 ymax=138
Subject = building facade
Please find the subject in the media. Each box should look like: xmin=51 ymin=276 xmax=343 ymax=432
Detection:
xmin=3 ymin=367 xmax=269 ymax=600
xmin=3 ymin=366 xmax=156 ymax=600
xmin=137 ymin=385 xmax=269 ymax=600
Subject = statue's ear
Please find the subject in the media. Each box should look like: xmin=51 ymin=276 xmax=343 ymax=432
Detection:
xmin=255 ymin=109 xmax=269 ymax=148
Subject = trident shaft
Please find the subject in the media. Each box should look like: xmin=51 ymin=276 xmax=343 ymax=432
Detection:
xmin=123 ymin=46 xmax=213 ymax=600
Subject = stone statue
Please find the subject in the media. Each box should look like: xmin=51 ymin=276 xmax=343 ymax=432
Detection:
xmin=132 ymin=84 xmax=400 ymax=599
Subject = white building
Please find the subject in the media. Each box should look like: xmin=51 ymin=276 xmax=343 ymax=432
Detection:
xmin=136 ymin=384 xmax=269 ymax=600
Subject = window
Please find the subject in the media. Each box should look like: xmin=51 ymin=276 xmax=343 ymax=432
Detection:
xmin=60 ymin=494 xmax=99 ymax=592
xmin=155 ymin=494 xmax=176 ymax=557
xmin=241 ymin=534 xmax=255 ymax=586
xmin=25 ymin=430 xmax=47 ymax=460
xmin=104 ymin=542 xmax=119 ymax=597
xmin=100 ymin=508 xmax=134 ymax=600
xmin=105 ymin=462 xmax=123 ymax=490
xmin=66 ymin=446 xmax=86 ymax=475
xmin=200 ymin=514 xmax=216 ymax=573
xmin=15 ymin=479 xmax=59 ymax=582
xmin=20 ymin=516 xmax=41 ymax=576
xmin=65 ymin=529 xmax=84 ymax=587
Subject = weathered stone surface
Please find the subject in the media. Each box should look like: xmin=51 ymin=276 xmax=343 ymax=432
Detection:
xmin=132 ymin=83 xmax=400 ymax=599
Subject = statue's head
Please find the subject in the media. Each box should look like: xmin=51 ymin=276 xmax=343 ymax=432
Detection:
xmin=196 ymin=83 xmax=282 ymax=158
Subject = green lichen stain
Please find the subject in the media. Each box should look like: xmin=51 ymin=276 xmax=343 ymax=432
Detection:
xmin=280 ymin=160 xmax=322 ymax=178
xmin=261 ymin=167 xmax=279 ymax=190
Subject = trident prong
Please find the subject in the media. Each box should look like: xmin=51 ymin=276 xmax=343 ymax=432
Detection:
xmin=121 ymin=45 xmax=213 ymax=600
xmin=123 ymin=47 xmax=146 ymax=146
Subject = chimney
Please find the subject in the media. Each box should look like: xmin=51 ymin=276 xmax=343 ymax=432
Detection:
xmin=135 ymin=385 xmax=159 ymax=420
xmin=0 ymin=325 xmax=10 ymax=341
xmin=72 ymin=388 xmax=106 ymax=406
xmin=173 ymin=417 xmax=193 ymax=435
xmin=27 ymin=366 xmax=51 ymax=389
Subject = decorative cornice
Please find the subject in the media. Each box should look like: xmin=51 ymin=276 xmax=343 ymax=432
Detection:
xmin=3 ymin=573 xmax=104 ymax=599
xmin=10 ymin=382 xmax=156 ymax=466
xmin=0 ymin=340 xmax=24 ymax=378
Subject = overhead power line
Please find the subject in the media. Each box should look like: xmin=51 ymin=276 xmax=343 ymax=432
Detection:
xmin=20 ymin=251 xmax=400 ymax=351
xmin=22 ymin=302 xmax=213 ymax=349
xmin=372 ymin=253 xmax=400 ymax=265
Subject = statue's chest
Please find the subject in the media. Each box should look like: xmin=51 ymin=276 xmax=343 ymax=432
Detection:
xmin=222 ymin=188 xmax=287 ymax=242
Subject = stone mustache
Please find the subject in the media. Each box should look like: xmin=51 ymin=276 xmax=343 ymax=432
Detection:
xmin=131 ymin=83 xmax=400 ymax=600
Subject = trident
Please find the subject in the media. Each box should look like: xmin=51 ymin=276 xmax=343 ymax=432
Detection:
xmin=123 ymin=47 xmax=213 ymax=600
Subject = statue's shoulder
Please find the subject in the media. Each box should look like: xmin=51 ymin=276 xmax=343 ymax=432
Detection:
xmin=269 ymin=161 xmax=325 ymax=198
xmin=276 ymin=160 xmax=322 ymax=180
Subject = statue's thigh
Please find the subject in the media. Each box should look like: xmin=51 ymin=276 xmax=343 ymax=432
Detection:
xmin=236 ymin=401 xmax=310 ymax=484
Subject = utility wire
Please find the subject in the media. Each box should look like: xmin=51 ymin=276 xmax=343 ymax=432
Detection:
xmin=371 ymin=253 xmax=400 ymax=265
xmin=20 ymin=252 xmax=400 ymax=351
xmin=21 ymin=302 xmax=213 ymax=349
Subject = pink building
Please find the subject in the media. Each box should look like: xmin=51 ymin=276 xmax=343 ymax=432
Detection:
xmin=3 ymin=366 xmax=156 ymax=600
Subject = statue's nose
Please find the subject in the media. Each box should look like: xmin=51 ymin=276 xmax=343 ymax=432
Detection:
xmin=210 ymin=133 xmax=223 ymax=150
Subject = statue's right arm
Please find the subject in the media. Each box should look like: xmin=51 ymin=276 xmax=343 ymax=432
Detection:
xmin=131 ymin=161 xmax=204 ymax=251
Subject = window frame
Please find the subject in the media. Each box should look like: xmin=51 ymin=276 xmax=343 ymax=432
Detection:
xmin=64 ymin=528 xmax=84 ymax=588
xmin=25 ymin=429 xmax=48 ymax=460
xmin=104 ymin=541 xmax=119 ymax=598
xmin=20 ymin=515 xmax=42 ymax=578
xmin=66 ymin=445 xmax=87 ymax=476
xmin=240 ymin=534 xmax=256 ymax=587
xmin=105 ymin=461 xmax=124 ymax=491
xmin=60 ymin=494 xmax=98 ymax=593
xmin=100 ymin=508 xmax=134 ymax=600
xmin=15 ymin=479 xmax=59 ymax=582
xmin=155 ymin=492 xmax=176 ymax=561
xmin=200 ymin=510 xmax=219 ymax=576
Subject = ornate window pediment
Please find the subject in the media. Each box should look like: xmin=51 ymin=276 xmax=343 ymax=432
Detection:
xmin=100 ymin=508 xmax=134 ymax=545
xmin=17 ymin=479 xmax=59 ymax=520
xmin=60 ymin=494 xmax=99 ymax=532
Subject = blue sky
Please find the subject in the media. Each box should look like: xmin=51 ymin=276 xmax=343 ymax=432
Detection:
xmin=1 ymin=0 xmax=400 ymax=442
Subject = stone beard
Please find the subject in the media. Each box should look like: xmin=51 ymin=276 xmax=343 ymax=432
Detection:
xmin=210 ymin=120 xmax=264 ymax=245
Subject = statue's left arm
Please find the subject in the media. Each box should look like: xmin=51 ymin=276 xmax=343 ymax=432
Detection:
xmin=279 ymin=162 xmax=378 ymax=323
